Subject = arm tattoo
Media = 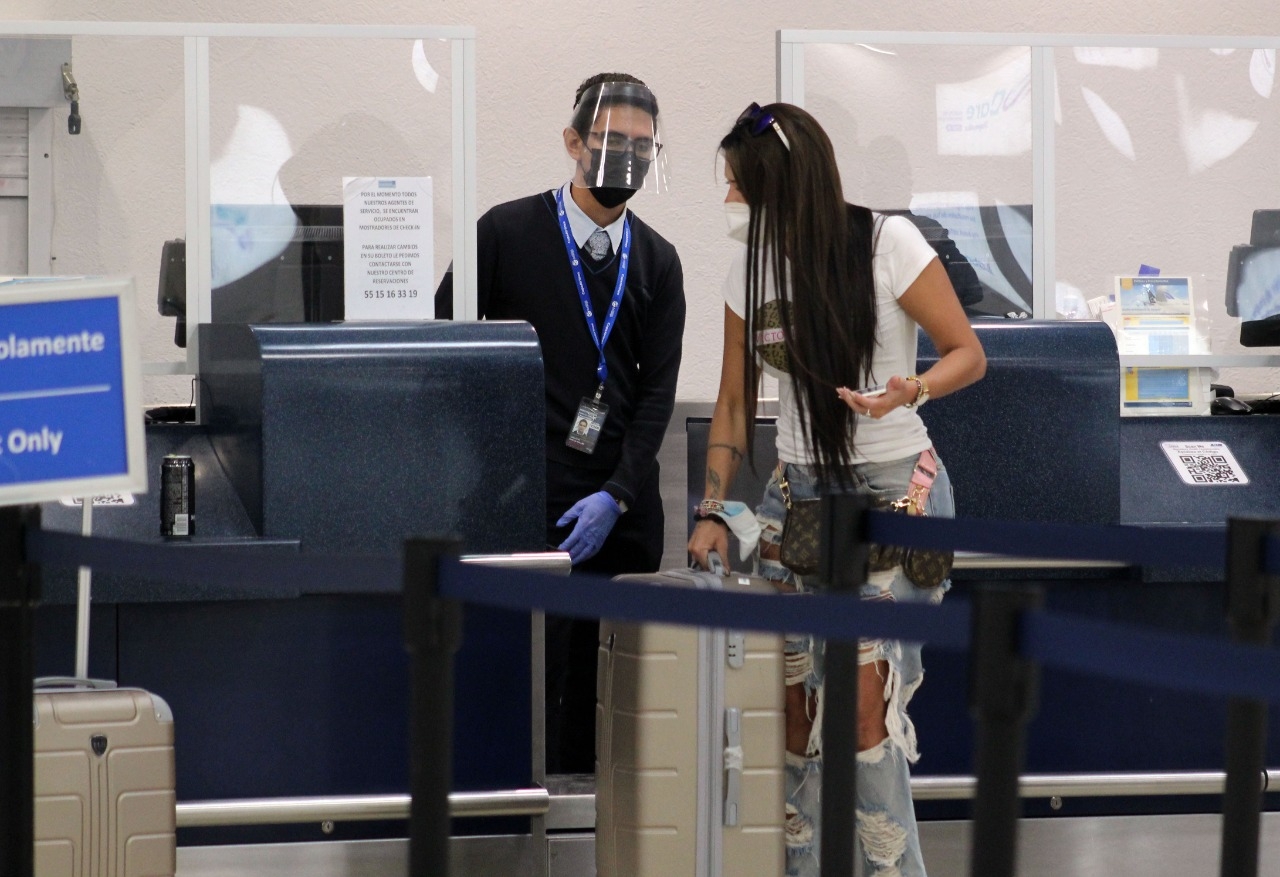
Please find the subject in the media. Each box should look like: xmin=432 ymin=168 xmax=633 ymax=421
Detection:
xmin=707 ymin=468 xmax=723 ymax=499
xmin=708 ymin=443 xmax=744 ymax=463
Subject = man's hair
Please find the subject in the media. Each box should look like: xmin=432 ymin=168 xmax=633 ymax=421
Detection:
xmin=570 ymin=72 xmax=659 ymax=135
xmin=720 ymin=103 xmax=879 ymax=487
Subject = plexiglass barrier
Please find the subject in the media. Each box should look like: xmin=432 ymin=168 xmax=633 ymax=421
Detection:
xmin=795 ymin=40 xmax=1035 ymax=320
xmin=0 ymin=22 xmax=476 ymax=406
xmin=779 ymin=32 xmax=1280 ymax=401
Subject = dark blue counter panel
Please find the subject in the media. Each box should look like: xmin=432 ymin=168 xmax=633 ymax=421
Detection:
xmin=200 ymin=321 xmax=545 ymax=555
xmin=1121 ymin=415 xmax=1280 ymax=525
xmin=916 ymin=319 xmax=1120 ymax=525
xmin=37 ymin=425 xmax=299 ymax=605
xmin=686 ymin=319 xmax=1280 ymax=819
xmin=33 ymin=320 xmax=547 ymax=843
xmin=687 ymin=319 xmax=1122 ymax=553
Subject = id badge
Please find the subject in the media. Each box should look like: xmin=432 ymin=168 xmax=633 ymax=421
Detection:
xmin=566 ymin=396 xmax=609 ymax=454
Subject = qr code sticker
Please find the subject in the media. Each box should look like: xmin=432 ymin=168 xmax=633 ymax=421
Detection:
xmin=1161 ymin=441 xmax=1248 ymax=486
xmin=1179 ymin=454 xmax=1242 ymax=484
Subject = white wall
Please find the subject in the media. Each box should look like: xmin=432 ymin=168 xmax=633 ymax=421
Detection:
xmin=9 ymin=0 xmax=1280 ymax=405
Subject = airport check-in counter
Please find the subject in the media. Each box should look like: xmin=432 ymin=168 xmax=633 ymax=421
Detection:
xmin=688 ymin=319 xmax=1280 ymax=820
xmin=34 ymin=320 xmax=546 ymax=844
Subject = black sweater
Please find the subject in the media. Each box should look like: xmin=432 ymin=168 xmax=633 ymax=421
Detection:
xmin=436 ymin=190 xmax=685 ymax=508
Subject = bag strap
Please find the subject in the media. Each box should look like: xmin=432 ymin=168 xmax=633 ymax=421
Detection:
xmin=775 ymin=461 xmax=793 ymax=510
xmin=901 ymin=447 xmax=938 ymax=515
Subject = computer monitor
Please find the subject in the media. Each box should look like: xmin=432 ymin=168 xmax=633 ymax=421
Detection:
xmin=157 ymin=204 xmax=345 ymax=347
xmin=877 ymin=203 xmax=1033 ymax=318
xmin=1225 ymin=235 xmax=1280 ymax=347
xmin=1251 ymin=210 xmax=1280 ymax=247
xmin=210 ymin=203 xmax=344 ymax=324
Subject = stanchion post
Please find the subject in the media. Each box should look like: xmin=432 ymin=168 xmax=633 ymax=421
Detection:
xmin=819 ymin=492 xmax=870 ymax=877
xmin=968 ymin=585 xmax=1042 ymax=877
xmin=0 ymin=505 xmax=40 ymax=877
xmin=403 ymin=538 xmax=463 ymax=877
xmin=1219 ymin=517 xmax=1280 ymax=877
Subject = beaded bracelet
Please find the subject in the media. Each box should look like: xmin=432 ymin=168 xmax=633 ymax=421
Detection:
xmin=693 ymin=498 xmax=728 ymax=524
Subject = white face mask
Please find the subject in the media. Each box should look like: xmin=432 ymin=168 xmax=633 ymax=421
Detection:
xmin=724 ymin=202 xmax=751 ymax=243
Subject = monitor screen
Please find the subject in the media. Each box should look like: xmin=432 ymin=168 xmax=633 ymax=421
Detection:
xmin=877 ymin=203 xmax=1032 ymax=318
xmin=1251 ymin=209 xmax=1280 ymax=247
xmin=210 ymin=203 xmax=344 ymax=324
xmin=1225 ymin=242 xmax=1280 ymax=347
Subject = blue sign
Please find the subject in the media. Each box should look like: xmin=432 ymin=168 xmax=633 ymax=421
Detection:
xmin=0 ymin=277 xmax=146 ymax=505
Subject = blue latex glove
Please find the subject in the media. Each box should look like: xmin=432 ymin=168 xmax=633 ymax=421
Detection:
xmin=556 ymin=491 xmax=623 ymax=565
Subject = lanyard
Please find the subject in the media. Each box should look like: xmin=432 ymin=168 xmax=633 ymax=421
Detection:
xmin=555 ymin=187 xmax=631 ymax=388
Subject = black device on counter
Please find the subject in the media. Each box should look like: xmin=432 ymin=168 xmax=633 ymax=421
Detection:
xmin=1224 ymin=209 xmax=1280 ymax=348
xmin=156 ymin=204 xmax=346 ymax=348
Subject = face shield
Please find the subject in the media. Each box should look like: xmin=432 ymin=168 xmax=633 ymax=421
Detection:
xmin=568 ymin=81 xmax=669 ymax=202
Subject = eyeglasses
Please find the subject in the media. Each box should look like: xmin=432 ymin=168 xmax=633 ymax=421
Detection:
xmin=736 ymin=102 xmax=791 ymax=152
xmin=587 ymin=130 xmax=662 ymax=161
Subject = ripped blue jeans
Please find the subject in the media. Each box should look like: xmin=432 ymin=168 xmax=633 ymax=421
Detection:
xmin=755 ymin=452 xmax=954 ymax=877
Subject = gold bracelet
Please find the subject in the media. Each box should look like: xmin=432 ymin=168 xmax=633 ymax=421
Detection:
xmin=903 ymin=375 xmax=929 ymax=409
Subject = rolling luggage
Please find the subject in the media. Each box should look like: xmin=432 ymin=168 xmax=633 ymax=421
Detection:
xmin=32 ymin=501 xmax=176 ymax=877
xmin=596 ymin=563 xmax=786 ymax=877
xmin=33 ymin=679 xmax=176 ymax=877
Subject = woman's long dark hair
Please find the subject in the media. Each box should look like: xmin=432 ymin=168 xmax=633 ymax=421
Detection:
xmin=721 ymin=103 xmax=878 ymax=488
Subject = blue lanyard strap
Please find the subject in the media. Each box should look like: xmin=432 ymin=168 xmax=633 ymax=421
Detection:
xmin=555 ymin=187 xmax=631 ymax=387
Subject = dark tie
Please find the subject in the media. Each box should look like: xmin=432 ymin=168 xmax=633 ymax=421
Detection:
xmin=585 ymin=228 xmax=612 ymax=262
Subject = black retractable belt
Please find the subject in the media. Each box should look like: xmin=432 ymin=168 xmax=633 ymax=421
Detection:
xmin=819 ymin=493 xmax=870 ymax=877
xmin=0 ymin=505 xmax=41 ymax=877
xmin=968 ymin=584 xmax=1042 ymax=877
xmin=1219 ymin=518 xmax=1280 ymax=877
xmin=403 ymin=538 xmax=463 ymax=877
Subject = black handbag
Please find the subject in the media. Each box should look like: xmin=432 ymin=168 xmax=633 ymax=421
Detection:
xmin=777 ymin=462 xmax=952 ymax=589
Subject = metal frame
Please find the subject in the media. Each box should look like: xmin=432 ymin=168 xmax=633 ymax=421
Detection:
xmin=171 ymin=767 xmax=1280 ymax=830
xmin=0 ymin=20 xmax=479 ymax=374
xmin=776 ymin=30 xmax=1280 ymax=369
xmin=26 ymin=107 xmax=52 ymax=275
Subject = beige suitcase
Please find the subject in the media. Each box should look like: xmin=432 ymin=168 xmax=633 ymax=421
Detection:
xmin=34 ymin=679 xmax=176 ymax=877
xmin=596 ymin=565 xmax=786 ymax=877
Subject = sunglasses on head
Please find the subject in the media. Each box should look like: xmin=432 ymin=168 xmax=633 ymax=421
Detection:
xmin=736 ymin=102 xmax=791 ymax=152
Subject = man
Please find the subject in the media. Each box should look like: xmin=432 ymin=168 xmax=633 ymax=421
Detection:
xmin=436 ymin=73 xmax=685 ymax=774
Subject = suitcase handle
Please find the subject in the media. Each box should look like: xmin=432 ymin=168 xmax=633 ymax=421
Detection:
xmin=34 ymin=677 xmax=119 ymax=691
xmin=703 ymin=551 xmax=728 ymax=576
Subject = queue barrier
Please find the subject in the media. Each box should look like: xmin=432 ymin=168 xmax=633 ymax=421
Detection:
xmin=4 ymin=502 xmax=1280 ymax=877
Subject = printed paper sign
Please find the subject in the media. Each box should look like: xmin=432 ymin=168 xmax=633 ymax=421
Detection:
xmin=342 ymin=176 xmax=434 ymax=320
xmin=1160 ymin=441 xmax=1249 ymax=486
xmin=58 ymin=493 xmax=136 ymax=507
xmin=1117 ymin=276 xmax=1193 ymax=355
xmin=0 ymin=276 xmax=147 ymax=506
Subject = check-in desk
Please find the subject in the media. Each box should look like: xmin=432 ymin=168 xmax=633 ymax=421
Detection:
xmin=687 ymin=319 xmax=1280 ymax=820
xmin=34 ymin=321 xmax=545 ymax=845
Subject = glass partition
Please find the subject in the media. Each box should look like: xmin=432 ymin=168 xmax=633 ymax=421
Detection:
xmin=205 ymin=35 xmax=456 ymax=330
xmin=1055 ymin=45 xmax=1280 ymax=359
xmin=799 ymin=41 xmax=1036 ymax=318
xmin=0 ymin=22 xmax=476 ymax=407
xmin=49 ymin=35 xmax=188 ymax=404
xmin=781 ymin=31 xmax=1280 ymax=403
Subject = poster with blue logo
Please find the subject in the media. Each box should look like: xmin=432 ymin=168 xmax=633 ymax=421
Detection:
xmin=0 ymin=276 xmax=147 ymax=506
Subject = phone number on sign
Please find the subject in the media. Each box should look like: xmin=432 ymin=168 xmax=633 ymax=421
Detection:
xmin=363 ymin=289 xmax=419 ymax=299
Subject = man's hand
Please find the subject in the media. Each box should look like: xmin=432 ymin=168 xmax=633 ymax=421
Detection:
xmin=557 ymin=491 xmax=623 ymax=565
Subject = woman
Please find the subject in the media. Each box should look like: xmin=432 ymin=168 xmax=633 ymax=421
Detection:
xmin=688 ymin=103 xmax=986 ymax=877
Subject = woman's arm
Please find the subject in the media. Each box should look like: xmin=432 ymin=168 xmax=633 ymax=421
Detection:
xmin=688 ymin=304 xmax=752 ymax=569
xmin=841 ymin=258 xmax=986 ymax=417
